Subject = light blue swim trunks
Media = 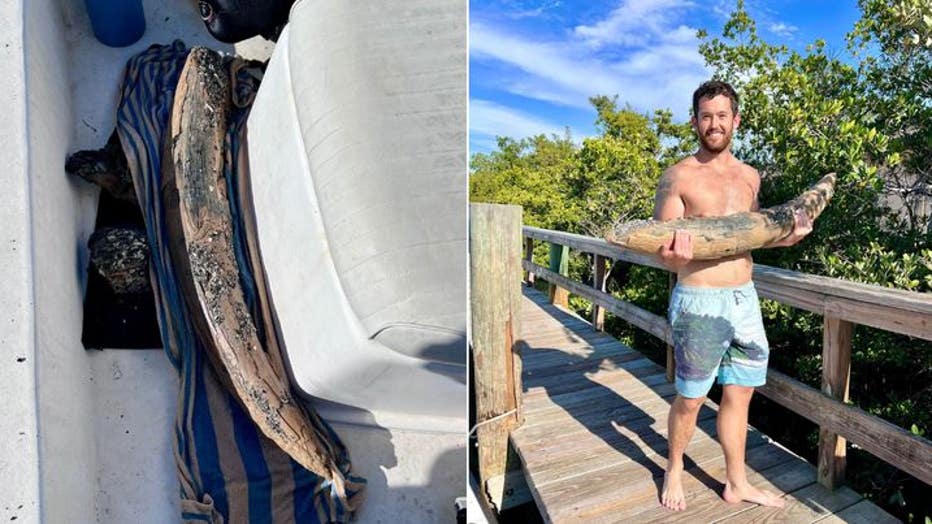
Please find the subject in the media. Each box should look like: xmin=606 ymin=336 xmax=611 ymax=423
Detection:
xmin=668 ymin=281 xmax=770 ymax=398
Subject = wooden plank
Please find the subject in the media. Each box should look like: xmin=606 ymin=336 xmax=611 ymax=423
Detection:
xmin=752 ymin=263 xmax=932 ymax=316
xmin=522 ymin=328 xmax=616 ymax=348
xmin=521 ymin=335 xmax=614 ymax=352
xmin=514 ymin=404 xmax=719 ymax=460
xmin=485 ymin=468 xmax=533 ymax=511
xmin=523 ymin=227 xmax=932 ymax=340
xmin=524 ymin=359 xmax=664 ymax=398
xmin=756 ymin=279 xmax=932 ymax=341
xmin=528 ymin=429 xmax=729 ymax=502
xmin=760 ymin=369 xmax=932 ymax=485
xmin=519 ymin=413 xmax=723 ymax=483
xmin=524 ymin=362 xmax=667 ymax=400
xmin=818 ymin=316 xmax=852 ymax=489
xmin=524 ymin=349 xmax=643 ymax=385
xmin=542 ymin=443 xmax=799 ymax=523
xmin=523 ymin=348 xmax=636 ymax=378
xmin=535 ymin=426 xmax=771 ymax=491
xmin=523 ymin=373 xmax=675 ymax=415
xmin=524 ymin=370 xmax=673 ymax=414
xmin=814 ymin=499 xmax=901 ymax=523
xmin=532 ymin=430 xmax=722 ymax=490
xmin=524 ymin=236 xmax=535 ymax=285
xmin=522 ymin=325 xmax=597 ymax=338
xmin=516 ymin=393 xmax=686 ymax=443
xmin=522 ymin=332 xmax=620 ymax=352
xmin=592 ymin=254 xmax=608 ymax=330
xmin=524 ymin=260 xmax=672 ymax=344
xmin=523 ymin=370 xmax=677 ymax=419
xmin=627 ymin=459 xmax=817 ymax=524
xmin=527 ymin=349 xmax=660 ymax=376
xmin=524 ymin=226 xmax=662 ymax=270
xmin=470 ymin=203 xmax=524 ymax=487
xmin=714 ymin=482 xmax=862 ymax=523
xmin=522 ymin=340 xmax=634 ymax=370
xmin=520 ymin=305 xmax=602 ymax=330
xmin=525 ymin=374 xmax=676 ymax=416
xmin=524 ymin=383 xmax=674 ymax=426
xmin=548 ymin=243 xmax=570 ymax=308
xmin=522 ymin=317 xmax=592 ymax=330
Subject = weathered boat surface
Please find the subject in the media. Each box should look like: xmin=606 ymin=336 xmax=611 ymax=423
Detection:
xmin=248 ymin=0 xmax=467 ymax=430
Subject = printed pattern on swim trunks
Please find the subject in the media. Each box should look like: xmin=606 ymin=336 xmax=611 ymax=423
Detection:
xmin=668 ymin=283 xmax=770 ymax=398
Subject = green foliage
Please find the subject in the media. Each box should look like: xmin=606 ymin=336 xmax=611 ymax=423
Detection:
xmin=819 ymin=246 xmax=932 ymax=290
xmin=570 ymin=97 xmax=698 ymax=236
xmin=469 ymin=134 xmax=577 ymax=230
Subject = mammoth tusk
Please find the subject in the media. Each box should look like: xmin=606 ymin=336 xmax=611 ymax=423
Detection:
xmin=164 ymin=48 xmax=340 ymax=480
xmin=605 ymin=172 xmax=836 ymax=260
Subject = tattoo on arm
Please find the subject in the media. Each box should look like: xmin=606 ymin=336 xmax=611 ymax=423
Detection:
xmin=653 ymin=175 xmax=677 ymax=220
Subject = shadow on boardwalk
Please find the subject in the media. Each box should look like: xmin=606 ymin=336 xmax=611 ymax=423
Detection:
xmin=521 ymin=296 xmax=723 ymax=500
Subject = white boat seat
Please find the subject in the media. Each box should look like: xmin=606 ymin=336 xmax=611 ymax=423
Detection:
xmin=246 ymin=0 xmax=466 ymax=429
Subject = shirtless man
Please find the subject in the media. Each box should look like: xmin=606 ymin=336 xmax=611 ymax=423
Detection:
xmin=654 ymin=80 xmax=812 ymax=511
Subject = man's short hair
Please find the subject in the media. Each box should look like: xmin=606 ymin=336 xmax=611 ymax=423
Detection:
xmin=692 ymin=80 xmax=739 ymax=117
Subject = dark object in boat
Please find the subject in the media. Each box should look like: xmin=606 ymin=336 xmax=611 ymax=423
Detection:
xmin=197 ymin=0 xmax=296 ymax=43
xmin=81 ymin=191 xmax=161 ymax=350
xmin=82 ymin=265 xmax=161 ymax=349
xmin=65 ymin=130 xmax=138 ymax=205
xmin=89 ymin=226 xmax=150 ymax=295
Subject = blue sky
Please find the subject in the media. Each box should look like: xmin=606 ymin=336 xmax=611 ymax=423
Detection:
xmin=469 ymin=0 xmax=863 ymax=154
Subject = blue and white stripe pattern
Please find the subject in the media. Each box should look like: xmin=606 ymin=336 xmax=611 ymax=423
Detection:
xmin=115 ymin=41 xmax=365 ymax=523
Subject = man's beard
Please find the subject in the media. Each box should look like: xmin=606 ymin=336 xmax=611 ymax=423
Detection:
xmin=699 ymin=129 xmax=732 ymax=154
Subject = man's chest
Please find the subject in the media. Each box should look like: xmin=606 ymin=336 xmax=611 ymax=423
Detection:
xmin=680 ymin=174 xmax=756 ymax=217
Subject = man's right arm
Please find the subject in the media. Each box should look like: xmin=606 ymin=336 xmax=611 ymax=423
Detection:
xmin=652 ymin=170 xmax=693 ymax=272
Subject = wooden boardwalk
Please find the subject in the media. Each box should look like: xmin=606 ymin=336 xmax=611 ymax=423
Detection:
xmin=510 ymin=287 xmax=898 ymax=523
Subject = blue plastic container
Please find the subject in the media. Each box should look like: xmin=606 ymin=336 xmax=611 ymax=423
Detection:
xmin=84 ymin=0 xmax=146 ymax=47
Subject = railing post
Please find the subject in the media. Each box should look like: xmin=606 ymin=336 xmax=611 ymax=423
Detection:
xmin=524 ymin=236 xmax=535 ymax=286
xmin=666 ymin=272 xmax=677 ymax=383
xmin=818 ymin=315 xmax=853 ymax=489
xmin=592 ymin=254 xmax=608 ymax=331
xmin=548 ymin=243 xmax=569 ymax=308
xmin=470 ymin=203 xmax=525 ymax=509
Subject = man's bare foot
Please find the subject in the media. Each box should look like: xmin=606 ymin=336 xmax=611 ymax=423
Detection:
xmin=661 ymin=470 xmax=687 ymax=511
xmin=723 ymin=481 xmax=785 ymax=507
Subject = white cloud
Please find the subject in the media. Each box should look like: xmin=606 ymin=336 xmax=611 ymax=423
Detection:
xmin=470 ymin=99 xmax=580 ymax=142
xmin=471 ymin=23 xmax=620 ymax=109
xmin=768 ymin=22 xmax=798 ymax=38
xmin=572 ymin=0 xmax=695 ymax=49
xmin=470 ymin=17 xmax=711 ymax=118
xmin=506 ymin=1 xmax=562 ymax=20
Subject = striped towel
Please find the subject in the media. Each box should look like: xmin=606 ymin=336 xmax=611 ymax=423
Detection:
xmin=116 ymin=41 xmax=365 ymax=524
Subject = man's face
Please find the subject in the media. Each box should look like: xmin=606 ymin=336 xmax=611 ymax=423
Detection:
xmin=691 ymin=94 xmax=739 ymax=154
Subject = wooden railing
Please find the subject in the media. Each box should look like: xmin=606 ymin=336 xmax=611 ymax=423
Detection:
xmin=522 ymin=225 xmax=932 ymax=490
